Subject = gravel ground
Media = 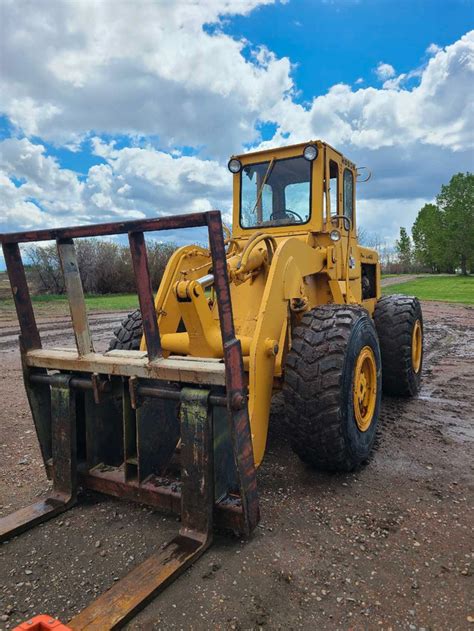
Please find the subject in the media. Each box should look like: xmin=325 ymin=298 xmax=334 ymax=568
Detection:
xmin=0 ymin=302 xmax=473 ymax=630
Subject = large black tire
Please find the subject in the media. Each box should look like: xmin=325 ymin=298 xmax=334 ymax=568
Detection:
xmin=108 ymin=309 xmax=143 ymax=351
xmin=374 ymin=295 xmax=423 ymax=397
xmin=283 ymin=305 xmax=382 ymax=472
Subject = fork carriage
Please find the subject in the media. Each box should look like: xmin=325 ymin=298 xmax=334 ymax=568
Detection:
xmin=1 ymin=211 xmax=259 ymax=630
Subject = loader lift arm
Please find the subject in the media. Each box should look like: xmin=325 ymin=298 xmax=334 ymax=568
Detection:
xmin=0 ymin=211 xmax=259 ymax=629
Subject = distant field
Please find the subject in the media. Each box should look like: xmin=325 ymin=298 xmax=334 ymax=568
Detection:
xmin=382 ymin=275 xmax=474 ymax=304
xmin=0 ymin=292 xmax=138 ymax=317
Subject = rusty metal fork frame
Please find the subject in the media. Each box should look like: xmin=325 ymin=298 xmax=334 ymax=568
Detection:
xmin=1 ymin=210 xmax=258 ymax=534
xmin=0 ymin=211 xmax=259 ymax=628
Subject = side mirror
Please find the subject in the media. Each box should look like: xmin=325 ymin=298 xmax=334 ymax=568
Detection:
xmin=357 ymin=167 xmax=372 ymax=183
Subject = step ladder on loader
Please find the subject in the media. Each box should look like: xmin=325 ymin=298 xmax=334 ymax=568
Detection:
xmin=0 ymin=211 xmax=260 ymax=630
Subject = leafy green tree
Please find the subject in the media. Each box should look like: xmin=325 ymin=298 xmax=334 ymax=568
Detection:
xmin=396 ymin=227 xmax=412 ymax=272
xmin=411 ymin=173 xmax=473 ymax=274
xmin=437 ymin=173 xmax=474 ymax=275
xmin=412 ymin=203 xmax=454 ymax=272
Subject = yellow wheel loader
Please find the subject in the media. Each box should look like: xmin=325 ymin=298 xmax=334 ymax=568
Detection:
xmin=1 ymin=140 xmax=423 ymax=629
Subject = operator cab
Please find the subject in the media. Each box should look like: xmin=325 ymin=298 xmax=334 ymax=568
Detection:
xmin=229 ymin=141 xmax=357 ymax=238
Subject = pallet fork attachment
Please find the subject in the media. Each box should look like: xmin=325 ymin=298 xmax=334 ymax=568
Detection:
xmin=1 ymin=211 xmax=259 ymax=629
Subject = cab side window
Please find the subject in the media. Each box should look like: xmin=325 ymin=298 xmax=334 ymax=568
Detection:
xmin=329 ymin=160 xmax=339 ymax=216
xmin=343 ymin=169 xmax=354 ymax=222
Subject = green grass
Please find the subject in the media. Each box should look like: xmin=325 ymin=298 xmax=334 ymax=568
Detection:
xmin=382 ymin=275 xmax=474 ymax=304
xmin=32 ymin=293 xmax=138 ymax=310
xmin=0 ymin=293 xmax=138 ymax=317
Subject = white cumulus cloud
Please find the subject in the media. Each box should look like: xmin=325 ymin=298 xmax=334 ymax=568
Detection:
xmin=375 ymin=62 xmax=396 ymax=80
xmin=261 ymin=32 xmax=474 ymax=152
xmin=0 ymin=0 xmax=291 ymax=155
xmin=0 ymin=136 xmax=234 ymax=232
xmin=426 ymin=43 xmax=442 ymax=55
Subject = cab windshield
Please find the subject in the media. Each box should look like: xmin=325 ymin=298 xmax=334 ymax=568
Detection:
xmin=240 ymin=156 xmax=311 ymax=228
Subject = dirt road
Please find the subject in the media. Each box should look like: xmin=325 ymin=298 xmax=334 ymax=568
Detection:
xmin=380 ymin=274 xmax=421 ymax=287
xmin=0 ymin=302 xmax=473 ymax=630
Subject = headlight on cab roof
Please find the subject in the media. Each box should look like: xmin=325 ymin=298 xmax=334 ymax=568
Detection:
xmin=303 ymin=144 xmax=318 ymax=161
xmin=228 ymin=158 xmax=242 ymax=174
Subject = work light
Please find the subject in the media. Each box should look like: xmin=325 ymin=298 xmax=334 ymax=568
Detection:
xmin=303 ymin=144 xmax=318 ymax=161
xmin=228 ymin=158 xmax=242 ymax=173
xmin=330 ymin=229 xmax=341 ymax=242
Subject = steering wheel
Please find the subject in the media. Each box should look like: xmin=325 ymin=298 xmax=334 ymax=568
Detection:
xmin=269 ymin=209 xmax=304 ymax=223
xmin=284 ymin=209 xmax=303 ymax=222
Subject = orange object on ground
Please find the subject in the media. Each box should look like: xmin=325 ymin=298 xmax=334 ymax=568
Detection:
xmin=13 ymin=614 xmax=72 ymax=631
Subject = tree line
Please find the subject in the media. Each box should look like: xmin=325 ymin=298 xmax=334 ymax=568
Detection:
xmin=27 ymin=239 xmax=177 ymax=294
xmin=395 ymin=172 xmax=473 ymax=275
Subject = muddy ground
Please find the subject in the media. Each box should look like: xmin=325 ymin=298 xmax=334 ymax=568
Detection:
xmin=0 ymin=301 xmax=473 ymax=630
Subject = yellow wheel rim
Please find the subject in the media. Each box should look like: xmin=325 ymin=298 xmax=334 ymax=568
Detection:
xmin=353 ymin=346 xmax=377 ymax=432
xmin=412 ymin=319 xmax=422 ymax=373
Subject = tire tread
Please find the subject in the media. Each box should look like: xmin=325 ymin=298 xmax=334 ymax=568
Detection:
xmin=374 ymin=294 xmax=422 ymax=397
xmin=108 ymin=309 xmax=143 ymax=351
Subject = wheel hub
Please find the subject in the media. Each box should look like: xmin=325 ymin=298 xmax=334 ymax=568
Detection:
xmin=353 ymin=346 xmax=377 ymax=432
xmin=412 ymin=319 xmax=422 ymax=373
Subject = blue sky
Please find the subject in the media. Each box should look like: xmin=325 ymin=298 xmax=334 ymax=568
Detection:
xmin=225 ymin=0 xmax=471 ymax=96
xmin=0 ymin=0 xmax=473 ymax=265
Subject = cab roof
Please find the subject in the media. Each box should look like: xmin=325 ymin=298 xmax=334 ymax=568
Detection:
xmin=231 ymin=140 xmax=355 ymax=170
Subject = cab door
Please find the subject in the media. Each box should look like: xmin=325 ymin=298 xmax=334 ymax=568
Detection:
xmin=324 ymin=146 xmax=360 ymax=299
xmin=324 ymin=145 xmax=343 ymax=230
xmin=324 ymin=147 xmax=346 ymax=279
xmin=341 ymin=162 xmax=359 ymax=281
xmin=324 ymin=146 xmax=356 ymax=236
